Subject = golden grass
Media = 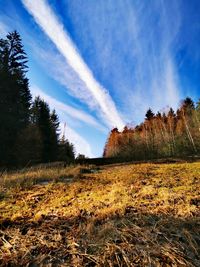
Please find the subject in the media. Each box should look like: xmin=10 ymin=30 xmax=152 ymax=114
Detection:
xmin=0 ymin=162 xmax=199 ymax=266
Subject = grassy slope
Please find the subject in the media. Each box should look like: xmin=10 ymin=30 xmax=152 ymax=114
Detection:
xmin=0 ymin=162 xmax=199 ymax=266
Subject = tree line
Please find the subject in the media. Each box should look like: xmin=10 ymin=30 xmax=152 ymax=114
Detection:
xmin=0 ymin=31 xmax=75 ymax=167
xmin=104 ymin=97 xmax=200 ymax=160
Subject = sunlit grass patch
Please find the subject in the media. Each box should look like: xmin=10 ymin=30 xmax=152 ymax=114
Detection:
xmin=0 ymin=164 xmax=89 ymax=190
xmin=0 ymin=161 xmax=199 ymax=266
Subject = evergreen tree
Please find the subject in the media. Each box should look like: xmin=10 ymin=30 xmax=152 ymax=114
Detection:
xmin=145 ymin=109 xmax=154 ymax=121
xmin=0 ymin=31 xmax=76 ymax=167
xmin=58 ymin=123 xmax=75 ymax=163
xmin=15 ymin=124 xmax=43 ymax=166
xmin=31 ymin=97 xmax=59 ymax=162
xmin=0 ymin=31 xmax=27 ymax=74
xmin=0 ymin=31 xmax=31 ymax=166
xmin=181 ymin=97 xmax=195 ymax=115
xmin=58 ymin=139 xmax=75 ymax=163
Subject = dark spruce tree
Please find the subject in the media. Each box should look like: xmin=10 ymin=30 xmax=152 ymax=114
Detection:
xmin=145 ymin=108 xmax=155 ymax=121
xmin=31 ymin=97 xmax=59 ymax=162
xmin=0 ymin=31 xmax=76 ymax=167
xmin=0 ymin=31 xmax=31 ymax=166
xmin=58 ymin=126 xmax=75 ymax=163
xmin=58 ymin=138 xmax=75 ymax=164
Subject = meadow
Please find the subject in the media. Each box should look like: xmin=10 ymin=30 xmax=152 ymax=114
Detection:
xmin=0 ymin=162 xmax=199 ymax=266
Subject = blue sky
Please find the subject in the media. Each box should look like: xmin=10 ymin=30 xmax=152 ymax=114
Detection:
xmin=1 ymin=0 xmax=200 ymax=157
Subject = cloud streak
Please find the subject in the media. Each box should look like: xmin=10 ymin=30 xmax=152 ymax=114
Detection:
xmin=125 ymin=1 xmax=181 ymax=118
xmin=59 ymin=122 xmax=94 ymax=158
xmin=129 ymin=0 xmax=181 ymax=119
xmin=0 ymin=20 xmax=10 ymax=36
xmin=22 ymin=0 xmax=124 ymax=129
xmin=32 ymin=46 xmax=102 ymax=111
xmin=30 ymin=85 xmax=95 ymax=157
xmin=31 ymin=85 xmax=107 ymax=133
xmin=63 ymin=0 xmax=181 ymax=123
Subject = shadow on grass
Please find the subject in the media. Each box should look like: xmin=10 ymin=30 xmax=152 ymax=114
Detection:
xmin=0 ymin=210 xmax=199 ymax=266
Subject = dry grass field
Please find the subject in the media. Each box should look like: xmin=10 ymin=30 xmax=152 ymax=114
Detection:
xmin=0 ymin=162 xmax=199 ymax=266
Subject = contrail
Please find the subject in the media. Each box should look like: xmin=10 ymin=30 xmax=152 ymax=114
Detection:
xmin=60 ymin=122 xmax=94 ymax=158
xmin=31 ymin=85 xmax=107 ymax=133
xmin=31 ymin=85 xmax=95 ymax=157
xmin=22 ymin=0 xmax=125 ymax=129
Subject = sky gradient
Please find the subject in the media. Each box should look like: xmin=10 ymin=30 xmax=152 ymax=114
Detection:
xmin=1 ymin=0 xmax=200 ymax=157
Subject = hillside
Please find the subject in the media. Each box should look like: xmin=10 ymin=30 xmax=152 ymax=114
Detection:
xmin=0 ymin=162 xmax=200 ymax=266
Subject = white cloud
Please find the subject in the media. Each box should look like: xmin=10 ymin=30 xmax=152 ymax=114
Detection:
xmin=32 ymin=46 xmax=100 ymax=110
xmin=164 ymin=58 xmax=180 ymax=108
xmin=22 ymin=0 xmax=125 ymax=130
xmin=62 ymin=1 xmax=181 ymax=123
xmin=122 ymin=0 xmax=181 ymax=120
xmin=0 ymin=21 xmax=10 ymax=36
xmin=59 ymin=123 xmax=94 ymax=157
xmin=31 ymin=85 xmax=107 ymax=133
xmin=30 ymin=85 xmax=95 ymax=157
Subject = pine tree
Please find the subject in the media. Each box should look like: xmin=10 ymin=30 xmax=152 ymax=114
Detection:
xmin=0 ymin=31 xmax=31 ymax=166
xmin=145 ymin=109 xmax=154 ymax=121
xmin=31 ymin=97 xmax=59 ymax=162
xmin=58 ymin=139 xmax=75 ymax=163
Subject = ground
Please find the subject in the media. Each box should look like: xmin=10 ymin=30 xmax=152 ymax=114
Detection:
xmin=0 ymin=162 xmax=199 ymax=266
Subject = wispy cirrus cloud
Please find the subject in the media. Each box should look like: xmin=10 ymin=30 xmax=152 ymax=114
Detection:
xmin=22 ymin=0 xmax=125 ymax=129
xmin=129 ymin=0 xmax=181 ymax=120
xmin=59 ymin=122 xmax=94 ymax=158
xmin=0 ymin=20 xmax=10 ymax=36
xmin=64 ymin=0 xmax=182 ymax=123
xmin=32 ymin=46 xmax=101 ymax=111
xmin=31 ymin=85 xmax=107 ymax=133
xmin=31 ymin=85 xmax=95 ymax=157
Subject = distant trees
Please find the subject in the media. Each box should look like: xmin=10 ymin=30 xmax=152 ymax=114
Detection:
xmin=31 ymin=97 xmax=59 ymax=162
xmin=76 ymin=154 xmax=87 ymax=160
xmin=58 ymin=132 xmax=75 ymax=163
xmin=0 ymin=31 xmax=75 ymax=167
xmin=104 ymin=97 xmax=200 ymax=160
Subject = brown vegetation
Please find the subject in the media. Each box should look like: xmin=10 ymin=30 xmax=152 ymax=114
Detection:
xmin=104 ymin=98 xmax=200 ymax=161
xmin=0 ymin=162 xmax=199 ymax=266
